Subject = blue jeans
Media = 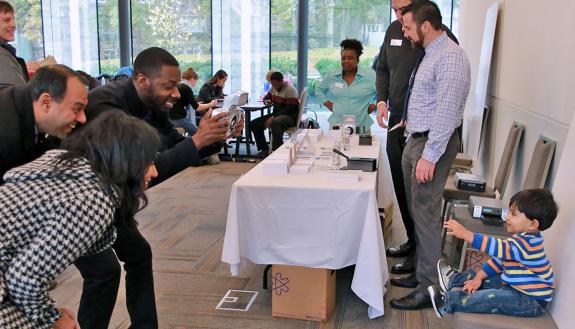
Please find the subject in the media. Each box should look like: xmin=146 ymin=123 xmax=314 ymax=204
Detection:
xmin=171 ymin=118 xmax=197 ymax=136
xmin=445 ymin=270 xmax=546 ymax=317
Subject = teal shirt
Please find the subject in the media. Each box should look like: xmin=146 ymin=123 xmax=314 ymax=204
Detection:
xmin=316 ymin=68 xmax=376 ymax=130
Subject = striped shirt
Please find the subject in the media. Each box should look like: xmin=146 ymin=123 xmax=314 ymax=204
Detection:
xmin=472 ymin=232 xmax=555 ymax=301
xmin=406 ymin=32 xmax=471 ymax=163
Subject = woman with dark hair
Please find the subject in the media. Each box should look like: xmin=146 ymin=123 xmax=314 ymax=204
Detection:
xmin=197 ymin=69 xmax=228 ymax=103
xmin=169 ymin=67 xmax=218 ymax=136
xmin=317 ymin=39 xmax=377 ymax=133
xmin=0 ymin=110 xmax=161 ymax=329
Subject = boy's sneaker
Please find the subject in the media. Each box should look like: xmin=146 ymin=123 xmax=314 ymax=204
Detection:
xmin=428 ymin=285 xmax=446 ymax=318
xmin=437 ymin=258 xmax=457 ymax=293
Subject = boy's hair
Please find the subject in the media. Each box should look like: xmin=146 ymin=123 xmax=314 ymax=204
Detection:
xmin=510 ymin=188 xmax=558 ymax=231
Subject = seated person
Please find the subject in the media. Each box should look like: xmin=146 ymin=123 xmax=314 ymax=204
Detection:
xmin=0 ymin=111 xmax=161 ymax=329
xmin=250 ymin=71 xmax=299 ymax=156
xmin=170 ymin=67 xmax=217 ymax=136
xmin=197 ymin=69 xmax=227 ymax=104
xmin=316 ymin=39 xmax=376 ymax=133
xmin=429 ymin=188 xmax=558 ymax=318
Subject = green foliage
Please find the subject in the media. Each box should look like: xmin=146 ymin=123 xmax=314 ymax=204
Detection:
xmin=271 ymin=56 xmax=298 ymax=77
xmin=314 ymin=58 xmax=340 ymax=77
xmin=306 ymin=78 xmax=320 ymax=96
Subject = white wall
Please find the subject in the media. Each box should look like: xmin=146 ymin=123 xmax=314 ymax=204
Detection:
xmin=459 ymin=1 xmax=575 ymax=327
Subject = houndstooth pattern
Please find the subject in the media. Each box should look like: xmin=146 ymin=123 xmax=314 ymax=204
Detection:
xmin=0 ymin=150 xmax=117 ymax=328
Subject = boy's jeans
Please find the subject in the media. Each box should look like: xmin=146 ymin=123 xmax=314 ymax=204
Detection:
xmin=445 ymin=270 xmax=546 ymax=317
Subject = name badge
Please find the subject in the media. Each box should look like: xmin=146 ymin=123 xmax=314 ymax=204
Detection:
xmin=390 ymin=39 xmax=403 ymax=47
xmin=334 ymin=82 xmax=345 ymax=88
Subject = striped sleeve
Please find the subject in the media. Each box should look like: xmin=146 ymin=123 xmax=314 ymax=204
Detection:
xmin=481 ymin=257 xmax=503 ymax=277
xmin=471 ymin=233 xmax=524 ymax=261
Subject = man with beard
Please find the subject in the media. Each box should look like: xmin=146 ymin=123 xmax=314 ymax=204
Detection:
xmin=388 ymin=1 xmax=470 ymax=310
xmin=375 ymin=0 xmax=458 ymax=286
xmin=73 ymin=47 xmax=243 ymax=329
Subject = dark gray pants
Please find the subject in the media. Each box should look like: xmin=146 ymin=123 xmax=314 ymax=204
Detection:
xmin=402 ymin=131 xmax=459 ymax=290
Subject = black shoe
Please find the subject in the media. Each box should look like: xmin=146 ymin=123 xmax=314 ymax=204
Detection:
xmin=257 ymin=149 xmax=269 ymax=158
xmin=390 ymin=289 xmax=432 ymax=310
xmin=386 ymin=242 xmax=414 ymax=257
xmin=428 ymin=285 xmax=446 ymax=318
xmin=391 ymin=258 xmax=416 ymax=274
xmin=390 ymin=273 xmax=418 ymax=288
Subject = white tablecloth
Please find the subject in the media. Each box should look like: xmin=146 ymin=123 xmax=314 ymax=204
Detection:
xmin=221 ymin=134 xmax=389 ymax=319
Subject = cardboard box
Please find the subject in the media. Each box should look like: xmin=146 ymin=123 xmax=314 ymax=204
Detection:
xmin=271 ymin=265 xmax=336 ymax=321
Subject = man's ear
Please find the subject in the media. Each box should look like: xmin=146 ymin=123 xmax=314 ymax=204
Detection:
xmin=38 ymin=93 xmax=52 ymax=113
xmin=134 ymin=73 xmax=149 ymax=89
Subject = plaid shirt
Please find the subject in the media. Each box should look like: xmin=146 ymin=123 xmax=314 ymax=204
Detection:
xmin=406 ymin=32 xmax=471 ymax=163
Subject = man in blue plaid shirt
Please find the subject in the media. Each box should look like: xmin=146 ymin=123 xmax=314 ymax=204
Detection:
xmin=389 ymin=0 xmax=471 ymax=310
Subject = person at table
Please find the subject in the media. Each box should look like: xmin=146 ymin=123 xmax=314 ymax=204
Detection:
xmin=197 ymin=69 xmax=228 ymax=103
xmin=0 ymin=111 xmax=161 ymax=329
xmin=250 ymin=71 xmax=299 ymax=157
xmin=317 ymin=39 xmax=376 ymax=133
xmin=169 ymin=67 xmax=217 ymax=136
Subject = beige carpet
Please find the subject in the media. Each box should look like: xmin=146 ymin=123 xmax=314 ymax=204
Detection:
xmin=51 ymin=161 xmax=451 ymax=329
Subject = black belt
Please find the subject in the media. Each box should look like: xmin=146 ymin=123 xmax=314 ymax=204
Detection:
xmin=411 ymin=131 xmax=429 ymax=139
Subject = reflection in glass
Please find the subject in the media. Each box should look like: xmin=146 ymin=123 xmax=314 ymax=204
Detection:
xmin=131 ymin=0 xmax=212 ymax=92
xmin=10 ymin=0 xmax=44 ymax=61
xmin=212 ymin=0 xmax=270 ymax=100
xmin=42 ymin=0 xmax=99 ymax=75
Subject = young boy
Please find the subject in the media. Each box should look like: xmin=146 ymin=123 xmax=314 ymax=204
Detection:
xmin=429 ymin=188 xmax=558 ymax=318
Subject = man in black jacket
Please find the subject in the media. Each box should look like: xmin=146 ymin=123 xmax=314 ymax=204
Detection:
xmin=0 ymin=64 xmax=88 ymax=184
xmin=73 ymin=47 xmax=242 ymax=329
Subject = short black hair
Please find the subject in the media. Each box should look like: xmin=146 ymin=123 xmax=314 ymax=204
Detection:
xmin=29 ymin=64 xmax=87 ymax=102
xmin=270 ymin=71 xmax=284 ymax=82
xmin=58 ymin=110 xmax=161 ymax=226
xmin=509 ymin=188 xmax=558 ymax=231
xmin=340 ymin=39 xmax=364 ymax=58
xmin=133 ymin=47 xmax=179 ymax=78
xmin=0 ymin=1 xmax=14 ymax=14
xmin=402 ymin=0 xmax=443 ymax=30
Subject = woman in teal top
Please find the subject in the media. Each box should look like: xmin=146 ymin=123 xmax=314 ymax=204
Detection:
xmin=317 ymin=39 xmax=377 ymax=132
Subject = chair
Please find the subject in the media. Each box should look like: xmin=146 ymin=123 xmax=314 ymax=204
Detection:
xmin=522 ymin=135 xmax=556 ymax=190
xmin=284 ymin=88 xmax=307 ymax=137
xmin=441 ymin=122 xmax=524 ymax=219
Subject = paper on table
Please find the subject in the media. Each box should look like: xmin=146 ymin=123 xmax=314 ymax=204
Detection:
xmin=387 ymin=121 xmax=405 ymax=133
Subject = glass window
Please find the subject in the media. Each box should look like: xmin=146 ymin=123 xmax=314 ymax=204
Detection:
xmin=10 ymin=0 xmax=44 ymax=62
xmin=212 ymin=0 xmax=270 ymax=100
xmin=98 ymin=0 xmax=120 ymax=75
xmin=42 ymin=0 xmax=100 ymax=75
xmin=131 ymin=0 xmax=212 ymax=92
xmin=308 ymin=0 xmax=391 ymax=112
xmin=271 ymin=0 xmax=298 ymax=91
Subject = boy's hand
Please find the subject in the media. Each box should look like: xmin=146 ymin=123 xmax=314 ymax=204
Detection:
xmin=444 ymin=219 xmax=474 ymax=243
xmin=462 ymin=277 xmax=482 ymax=294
